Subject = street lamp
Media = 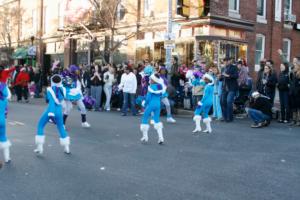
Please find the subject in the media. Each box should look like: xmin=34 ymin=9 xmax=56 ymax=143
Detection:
xmin=30 ymin=36 xmax=35 ymax=66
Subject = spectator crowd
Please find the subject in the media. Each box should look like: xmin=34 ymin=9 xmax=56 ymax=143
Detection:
xmin=1 ymin=48 xmax=300 ymax=129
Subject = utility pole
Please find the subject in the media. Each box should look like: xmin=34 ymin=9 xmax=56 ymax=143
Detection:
xmin=165 ymin=0 xmax=173 ymax=72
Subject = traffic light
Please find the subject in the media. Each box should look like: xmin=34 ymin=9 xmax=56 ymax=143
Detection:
xmin=177 ymin=0 xmax=190 ymax=18
xmin=199 ymin=0 xmax=210 ymax=17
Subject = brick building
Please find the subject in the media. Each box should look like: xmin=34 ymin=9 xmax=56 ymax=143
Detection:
xmin=0 ymin=0 xmax=299 ymax=75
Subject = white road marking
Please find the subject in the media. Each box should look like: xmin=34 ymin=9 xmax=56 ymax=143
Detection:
xmin=7 ymin=121 xmax=25 ymax=126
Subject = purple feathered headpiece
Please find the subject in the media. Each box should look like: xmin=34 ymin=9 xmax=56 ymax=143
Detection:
xmin=70 ymin=65 xmax=80 ymax=73
xmin=193 ymin=71 xmax=203 ymax=78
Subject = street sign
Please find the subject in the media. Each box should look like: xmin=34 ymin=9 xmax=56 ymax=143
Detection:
xmin=164 ymin=40 xmax=175 ymax=49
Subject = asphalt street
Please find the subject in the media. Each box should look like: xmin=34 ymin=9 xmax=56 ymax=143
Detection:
xmin=0 ymin=99 xmax=299 ymax=200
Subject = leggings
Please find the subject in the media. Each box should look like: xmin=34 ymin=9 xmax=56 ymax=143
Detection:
xmin=37 ymin=110 xmax=68 ymax=139
xmin=0 ymin=108 xmax=7 ymax=142
xmin=142 ymin=104 xmax=161 ymax=124
xmin=161 ymin=97 xmax=172 ymax=117
xmin=63 ymin=100 xmax=87 ymax=115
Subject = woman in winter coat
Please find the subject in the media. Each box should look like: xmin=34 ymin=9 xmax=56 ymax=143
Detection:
xmin=289 ymin=62 xmax=300 ymax=126
xmin=277 ymin=63 xmax=290 ymax=123
xmin=257 ymin=64 xmax=277 ymax=106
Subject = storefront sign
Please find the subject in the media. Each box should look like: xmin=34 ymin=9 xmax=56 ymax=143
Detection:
xmin=181 ymin=28 xmax=192 ymax=38
xmin=27 ymin=46 xmax=36 ymax=56
xmin=228 ymin=30 xmax=243 ymax=39
xmin=46 ymin=43 xmax=55 ymax=54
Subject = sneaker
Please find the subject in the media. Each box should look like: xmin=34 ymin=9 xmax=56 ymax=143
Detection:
xmin=117 ymin=108 xmax=121 ymax=111
xmin=140 ymin=137 xmax=148 ymax=143
xmin=82 ymin=122 xmax=91 ymax=128
xmin=167 ymin=117 xmax=176 ymax=123
xmin=251 ymin=123 xmax=264 ymax=128
xmin=262 ymin=120 xmax=271 ymax=127
xmin=284 ymin=120 xmax=289 ymax=124
xmin=158 ymin=139 xmax=164 ymax=145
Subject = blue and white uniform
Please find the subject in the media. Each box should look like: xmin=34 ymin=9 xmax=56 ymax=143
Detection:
xmin=0 ymin=83 xmax=11 ymax=162
xmin=193 ymin=74 xmax=214 ymax=133
xmin=140 ymin=74 xmax=165 ymax=144
xmin=62 ymin=66 xmax=90 ymax=128
xmin=35 ymin=75 xmax=70 ymax=154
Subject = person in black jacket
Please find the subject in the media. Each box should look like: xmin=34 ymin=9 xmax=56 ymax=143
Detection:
xmin=289 ymin=63 xmax=300 ymax=126
xmin=90 ymin=65 xmax=103 ymax=111
xmin=246 ymin=91 xmax=272 ymax=128
xmin=277 ymin=63 xmax=290 ymax=123
xmin=220 ymin=57 xmax=239 ymax=122
xmin=256 ymin=61 xmax=277 ymax=106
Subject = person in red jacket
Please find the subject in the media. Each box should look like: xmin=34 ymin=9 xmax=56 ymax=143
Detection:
xmin=14 ymin=67 xmax=30 ymax=102
xmin=0 ymin=65 xmax=15 ymax=84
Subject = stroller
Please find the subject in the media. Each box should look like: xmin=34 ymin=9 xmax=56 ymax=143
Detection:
xmin=234 ymin=79 xmax=253 ymax=117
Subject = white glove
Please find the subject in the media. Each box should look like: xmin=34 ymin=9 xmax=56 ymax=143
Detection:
xmin=142 ymin=101 xmax=146 ymax=107
xmin=198 ymin=101 xmax=202 ymax=106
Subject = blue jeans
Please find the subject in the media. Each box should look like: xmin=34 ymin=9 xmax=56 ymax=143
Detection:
xmin=91 ymin=85 xmax=103 ymax=110
xmin=247 ymin=108 xmax=271 ymax=124
xmin=221 ymin=91 xmax=236 ymax=121
xmin=122 ymin=92 xmax=136 ymax=115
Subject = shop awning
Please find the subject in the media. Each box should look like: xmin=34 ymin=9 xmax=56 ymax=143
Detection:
xmin=12 ymin=47 xmax=28 ymax=59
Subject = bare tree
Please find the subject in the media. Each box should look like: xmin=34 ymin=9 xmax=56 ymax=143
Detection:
xmin=87 ymin=0 xmax=139 ymax=63
xmin=0 ymin=3 xmax=23 ymax=64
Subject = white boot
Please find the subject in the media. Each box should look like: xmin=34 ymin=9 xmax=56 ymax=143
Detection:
xmin=154 ymin=122 xmax=164 ymax=144
xmin=34 ymin=135 xmax=45 ymax=155
xmin=167 ymin=117 xmax=176 ymax=123
xmin=140 ymin=124 xmax=149 ymax=143
xmin=0 ymin=141 xmax=11 ymax=163
xmin=82 ymin=122 xmax=91 ymax=128
xmin=60 ymin=137 xmax=71 ymax=154
xmin=193 ymin=116 xmax=202 ymax=133
xmin=203 ymin=117 xmax=212 ymax=133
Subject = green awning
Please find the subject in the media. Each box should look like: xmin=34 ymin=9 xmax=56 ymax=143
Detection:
xmin=12 ymin=47 xmax=28 ymax=59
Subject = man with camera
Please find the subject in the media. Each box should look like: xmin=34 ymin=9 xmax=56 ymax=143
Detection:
xmin=246 ymin=91 xmax=272 ymax=128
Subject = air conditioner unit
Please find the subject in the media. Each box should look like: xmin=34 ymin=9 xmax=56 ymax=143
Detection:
xmin=284 ymin=13 xmax=296 ymax=23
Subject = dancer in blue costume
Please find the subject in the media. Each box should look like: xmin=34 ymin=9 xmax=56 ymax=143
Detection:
xmin=159 ymin=66 xmax=176 ymax=123
xmin=62 ymin=65 xmax=90 ymax=128
xmin=210 ymin=67 xmax=223 ymax=120
xmin=0 ymin=82 xmax=12 ymax=163
xmin=193 ymin=74 xmax=214 ymax=133
xmin=35 ymin=75 xmax=70 ymax=154
xmin=140 ymin=73 xmax=166 ymax=144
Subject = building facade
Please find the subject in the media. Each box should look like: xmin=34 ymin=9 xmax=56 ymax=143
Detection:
xmin=0 ymin=0 xmax=299 ymax=75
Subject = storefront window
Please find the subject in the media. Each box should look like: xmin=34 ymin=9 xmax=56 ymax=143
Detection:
xmin=154 ymin=42 xmax=165 ymax=62
xmin=255 ymin=34 xmax=265 ymax=66
xmin=136 ymin=46 xmax=153 ymax=62
xmin=175 ymin=42 xmax=194 ymax=65
xmin=197 ymin=40 xmax=247 ymax=66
